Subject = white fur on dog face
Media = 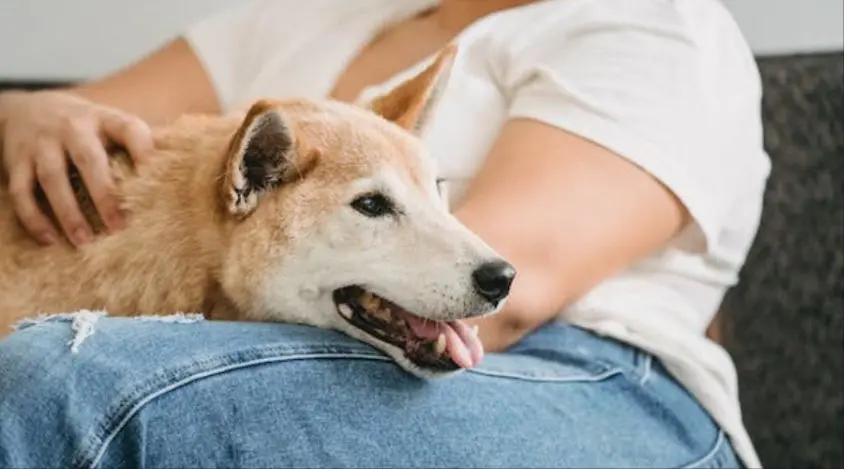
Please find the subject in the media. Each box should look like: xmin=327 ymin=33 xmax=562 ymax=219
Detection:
xmin=215 ymin=46 xmax=507 ymax=377
xmin=256 ymin=156 xmax=504 ymax=330
xmin=248 ymin=155 xmax=505 ymax=379
xmin=212 ymin=107 xmax=509 ymax=378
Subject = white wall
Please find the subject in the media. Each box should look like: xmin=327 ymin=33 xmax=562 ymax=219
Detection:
xmin=0 ymin=0 xmax=842 ymax=80
xmin=722 ymin=0 xmax=844 ymax=55
xmin=0 ymin=0 xmax=234 ymax=80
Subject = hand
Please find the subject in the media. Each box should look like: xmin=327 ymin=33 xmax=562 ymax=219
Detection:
xmin=0 ymin=90 xmax=153 ymax=246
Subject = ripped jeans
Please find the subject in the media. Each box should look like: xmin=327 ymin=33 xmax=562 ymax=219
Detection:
xmin=0 ymin=316 xmax=741 ymax=469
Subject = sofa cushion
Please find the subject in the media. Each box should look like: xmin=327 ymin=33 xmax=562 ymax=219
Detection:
xmin=721 ymin=51 xmax=843 ymax=468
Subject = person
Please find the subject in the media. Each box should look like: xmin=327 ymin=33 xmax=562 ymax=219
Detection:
xmin=0 ymin=0 xmax=769 ymax=467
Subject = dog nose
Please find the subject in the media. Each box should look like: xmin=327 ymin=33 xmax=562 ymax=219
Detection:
xmin=472 ymin=260 xmax=516 ymax=305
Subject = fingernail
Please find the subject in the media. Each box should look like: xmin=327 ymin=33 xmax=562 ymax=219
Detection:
xmin=73 ymin=228 xmax=92 ymax=245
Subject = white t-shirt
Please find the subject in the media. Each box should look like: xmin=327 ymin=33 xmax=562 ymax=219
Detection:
xmin=184 ymin=0 xmax=771 ymax=467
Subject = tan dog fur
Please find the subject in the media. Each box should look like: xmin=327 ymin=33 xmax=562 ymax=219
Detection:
xmin=0 ymin=46 xmax=510 ymax=378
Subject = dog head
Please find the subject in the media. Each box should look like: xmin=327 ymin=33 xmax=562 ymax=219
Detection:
xmin=216 ymin=46 xmax=516 ymax=378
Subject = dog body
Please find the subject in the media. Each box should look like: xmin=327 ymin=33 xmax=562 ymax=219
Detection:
xmin=1 ymin=112 xmax=246 ymax=320
xmin=0 ymin=48 xmax=516 ymax=378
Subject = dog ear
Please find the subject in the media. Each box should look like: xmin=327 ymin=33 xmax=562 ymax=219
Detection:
xmin=368 ymin=44 xmax=457 ymax=133
xmin=221 ymin=100 xmax=312 ymax=217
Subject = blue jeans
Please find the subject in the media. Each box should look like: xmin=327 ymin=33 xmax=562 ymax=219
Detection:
xmin=0 ymin=317 xmax=741 ymax=468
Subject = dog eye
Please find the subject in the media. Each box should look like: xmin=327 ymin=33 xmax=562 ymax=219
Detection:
xmin=351 ymin=193 xmax=394 ymax=217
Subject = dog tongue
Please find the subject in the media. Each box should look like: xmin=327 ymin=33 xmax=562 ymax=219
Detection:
xmin=449 ymin=321 xmax=485 ymax=367
xmin=401 ymin=314 xmax=484 ymax=368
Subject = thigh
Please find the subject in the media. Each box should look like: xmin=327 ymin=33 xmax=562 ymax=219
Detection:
xmin=0 ymin=316 xmax=740 ymax=469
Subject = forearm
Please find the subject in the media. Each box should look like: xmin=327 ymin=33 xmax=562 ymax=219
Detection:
xmin=454 ymin=202 xmax=572 ymax=353
xmin=9 ymin=37 xmax=220 ymax=126
xmin=450 ymin=119 xmax=689 ymax=353
xmin=463 ymin=259 xmax=563 ymax=353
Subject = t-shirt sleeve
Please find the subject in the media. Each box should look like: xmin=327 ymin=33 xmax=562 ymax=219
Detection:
xmin=182 ymin=0 xmax=294 ymax=112
xmin=501 ymin=1 xmax=766 ymax=254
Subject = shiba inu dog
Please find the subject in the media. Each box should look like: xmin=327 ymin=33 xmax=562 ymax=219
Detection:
xmin=0 ymin=46 xmax=516 ymax=378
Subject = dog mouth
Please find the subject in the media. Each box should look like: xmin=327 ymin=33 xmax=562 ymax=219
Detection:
xmin=332 ymin=286 xmax=484 ymax=372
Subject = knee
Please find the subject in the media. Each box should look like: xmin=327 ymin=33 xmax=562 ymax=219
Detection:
xmin=0 ymin=321 xmax=75 ymax=397
xmin=0 ymin=322 xmax=86 ymax=467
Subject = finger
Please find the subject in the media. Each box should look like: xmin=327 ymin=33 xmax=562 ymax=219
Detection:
xmin=65 ymin=129 xmax=124 ymax=232
xmin=7 ymin=160 xmax=60 ymax=245
xmin=34 ymin=141 xmax=92 ymax=246
xmin=101 ymin=112 xmax=153 ymax=164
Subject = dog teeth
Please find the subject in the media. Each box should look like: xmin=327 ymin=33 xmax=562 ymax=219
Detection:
xmin=359 ymin=291 xmax=393 ymax=322
xmin=360 ymin=292 xmax=381 ymax=311
xmin=470 ymin=325 xmax=479 ymax=336
xmin=338 ymin=303 xmax=353 ymax=319
xmin=371 ymin=307 xmax=392 ymax=322
xmin=435 ymin=333 xmax=447 ymax=355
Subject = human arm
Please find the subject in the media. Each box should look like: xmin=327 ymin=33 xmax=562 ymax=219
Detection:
xmin=1 ymin=0 xmax=316 ymax=245
xmin=458 ymin=119 xmax=689 ymax=352
xmin=0 ymin=36 xmax=217 ymax=127
xmin=69 ymin=37 xmax=221 ymax=124
xmin=456 ymin=2 xmax=764 ymax=352
xmin=0 ymin=37 xmax=218 ymax=246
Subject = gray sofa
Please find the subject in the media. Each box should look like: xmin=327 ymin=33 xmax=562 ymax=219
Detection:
xmin=2 ymin=50 xmax=842 ymax=468
xmin=719 ymin=51 xmax=843 ymax=468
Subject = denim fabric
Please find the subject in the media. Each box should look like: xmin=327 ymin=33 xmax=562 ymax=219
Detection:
xmin=0 ymin=318 xmax=741 ymax=469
